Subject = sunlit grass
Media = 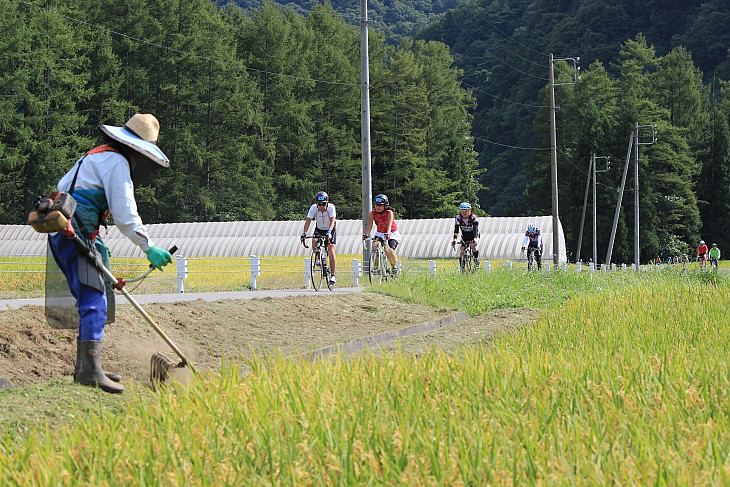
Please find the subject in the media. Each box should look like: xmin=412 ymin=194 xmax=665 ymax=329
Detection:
xmin=2 ymin=276 xmax=729 ymax=484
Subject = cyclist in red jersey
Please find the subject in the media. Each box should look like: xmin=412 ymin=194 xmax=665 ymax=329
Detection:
xmin=697 ymin=240 xmax=709 ymax=269
xmin=363 ymin=194 xmax=401 ymax=272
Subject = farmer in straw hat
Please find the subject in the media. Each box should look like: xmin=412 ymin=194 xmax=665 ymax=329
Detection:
xmin=47 ymin=114 xmax=172 ymax=393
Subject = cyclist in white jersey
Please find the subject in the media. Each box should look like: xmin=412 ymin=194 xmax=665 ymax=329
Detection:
xmin=301 ymin=191 xmax=337 ymax=284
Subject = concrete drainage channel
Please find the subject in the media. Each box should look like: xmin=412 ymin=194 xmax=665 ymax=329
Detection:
xmin=303 ymin=311 xmax=471 ymax=362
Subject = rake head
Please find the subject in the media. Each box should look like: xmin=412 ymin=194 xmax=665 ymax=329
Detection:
xmin=150 ymin=352 xmax=189 ymax=385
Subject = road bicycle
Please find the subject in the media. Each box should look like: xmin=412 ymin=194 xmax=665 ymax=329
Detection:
xmin=365 ymin=236 xmax=393 ymax=284
xmin=697 ymin=255 xmax=708 ymax=270
xmin=452 ymin=238 xmax=476 ymax=273
xmin=523 ymin=246 xmax=541 ymax=271
xmin=302 ymin=235 xmax=333 ymax=291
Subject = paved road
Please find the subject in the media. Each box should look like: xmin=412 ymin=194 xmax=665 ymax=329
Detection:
xmin=0 ymin=287 xmax=364 ymax=310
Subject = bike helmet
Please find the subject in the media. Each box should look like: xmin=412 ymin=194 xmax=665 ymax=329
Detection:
xmin=459 ymin=202 xmax=471 ymax=211
xmin=713 ymin=243 xmax=718 ymax=247
xmin=315 ymin=191 xmax=329 ymax=203
xmin=527 ymin=223 xmax=536 ymax=233
xmin=374 ymin=194 xmax=389 ymax=205
xmin=699 ymin=240 xmax=705 ymax=245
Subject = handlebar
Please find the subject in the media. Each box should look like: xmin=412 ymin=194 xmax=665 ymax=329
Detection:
xmin=301 ymin=235 xmax=329 ymax=249
xmin=125 ymin=245 xmax=178 ymax=283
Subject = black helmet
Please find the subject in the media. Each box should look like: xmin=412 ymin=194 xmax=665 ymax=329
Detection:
xmin=315 ymin=191 xmax=329 ymax=203
xmin=374 ymin=194 xmax=389 ymax=205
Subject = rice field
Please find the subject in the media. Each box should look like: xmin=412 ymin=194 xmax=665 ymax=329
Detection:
xmin=1 ymin=270 xmax=729 ymax=484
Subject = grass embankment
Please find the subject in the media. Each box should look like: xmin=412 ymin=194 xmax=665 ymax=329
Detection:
xmin=2 ymin=271 xmax=730 ymax=484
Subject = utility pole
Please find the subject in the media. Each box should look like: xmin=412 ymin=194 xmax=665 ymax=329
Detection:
xmin=360 ymin=0 xmax=372 ymax=265
xmin=633 ymin=122 xmax=639 ymax=267
xmin=634 ymin=123 xmax=657 ymax=267
xmin=592 ymin=155 xmax=610 ymax=266
xmin=549 ymin=54 xmax=580 ymax=265
xmin=576 ymin=156 xmax=593 ymax=264
xmin=605 ymin=131 xmax=634 ymax=266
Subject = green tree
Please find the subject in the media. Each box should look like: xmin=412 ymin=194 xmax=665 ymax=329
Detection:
xmin=304 ymin=4 xmax=361 ymax=219
xmin=697 ymin=102 xmax=730 ymax=251
xmin=0 ymin=0 xmax=92 ymax=224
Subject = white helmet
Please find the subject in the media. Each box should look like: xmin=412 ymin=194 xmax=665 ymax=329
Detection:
xmin=527 ymin=223 xmax=536 ymax=233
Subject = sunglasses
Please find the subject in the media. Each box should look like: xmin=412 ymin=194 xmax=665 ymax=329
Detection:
xmin=317 ymin=202 xmax=327 ymax=206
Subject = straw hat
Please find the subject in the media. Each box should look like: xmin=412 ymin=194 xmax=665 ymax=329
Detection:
xmin=99 ymin=114 xmax=169 ymax=167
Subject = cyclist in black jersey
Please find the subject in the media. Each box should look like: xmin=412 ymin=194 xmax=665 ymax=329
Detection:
xmin=451 ymin=202 xmax=480 ymax=269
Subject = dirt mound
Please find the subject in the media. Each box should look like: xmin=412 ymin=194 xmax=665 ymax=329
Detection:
xmin=0 ymin=293 xmax=539 ymax=388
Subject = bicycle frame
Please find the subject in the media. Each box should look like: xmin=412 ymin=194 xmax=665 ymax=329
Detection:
xmin=366 ymin=236 xmax=391 ymax=284
xmin=453 ymin=238 xmax=475 ymax=273
xmin=525 ymin=247 xmax=540 ymax=271
xmin=302 ymin=235 xmax=333 ymax=291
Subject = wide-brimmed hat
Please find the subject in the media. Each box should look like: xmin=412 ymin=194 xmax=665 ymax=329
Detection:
xmin=99 ymin=114 xmax=169 ymax=167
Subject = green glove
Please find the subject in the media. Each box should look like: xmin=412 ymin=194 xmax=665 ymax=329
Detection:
xmin=145 ymin=245 xmax=172 ymax=270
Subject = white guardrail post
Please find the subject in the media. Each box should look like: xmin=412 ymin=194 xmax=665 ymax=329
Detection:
xmin=304 ymin=258 xmax=311 ymax=289
xmin=484 ymin=261 xmax=491 ymax=273
xmin=250 ymin=255 xmax=260 ymax=289
xmin=505 ymin=260 xmax=512 ymax=270
xmin=353 ymin=258 xmax=360 ymax=286
xmin=576 ymin=261 xmax=581 ymax=273
xmin=428 ymin=260 xmax=436 ymax=276
xmin=176 ymin=256 xmax=187 ymax=293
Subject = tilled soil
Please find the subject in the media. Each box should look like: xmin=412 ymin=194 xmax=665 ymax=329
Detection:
xmin=0 ymin=292 xmax=539 ymax=388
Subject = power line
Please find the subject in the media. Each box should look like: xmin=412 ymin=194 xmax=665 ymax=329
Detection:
xmin=468 ymin=8 xmax=548 ymax=58
xmin=18 ymin=0 xmax=362 ymax=88
xmin=461 ymin=81 xmax=548 ymax=109
xmin=446 ymin=12 xmax=548 ymax=81
xmin=472 ymin=135 xmax=550 ymax=151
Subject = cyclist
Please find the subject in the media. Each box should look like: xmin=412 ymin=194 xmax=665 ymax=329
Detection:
xmin=680 ymin=253 xmax=689 ymax=271
xmin=363 ymin=194 xmax=401 ymax=274
xmin=451 ymin=202 xmax=480 ymax=269
xmin=709 ymin=243 xmax=721 ymax=269
xmin=521 ymin=223 xmax=543 ymax=270
xmin=697 ymin=240 xmax=709 ymax=269
xmin=301 ymin=191 xmax=337 ymax=285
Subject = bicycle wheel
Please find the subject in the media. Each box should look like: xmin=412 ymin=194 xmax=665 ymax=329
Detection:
xmin=382 ymin=252 xmax=391 ymax=281
xmin=369 ymin=248 xmax=383 ymax=284
xmin=324 ymin=247 xmax=334 ymax=290
xmin=462 ymin=251 xmax=474 ymax=273
xmin=311 ymin=245 xmax=324 ymax=291
xmin=527 ymin=251 xmax=534 ymax=271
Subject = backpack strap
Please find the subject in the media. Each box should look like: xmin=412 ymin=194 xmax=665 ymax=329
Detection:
xmin=68 ymin=145 xmax=121 ymax=241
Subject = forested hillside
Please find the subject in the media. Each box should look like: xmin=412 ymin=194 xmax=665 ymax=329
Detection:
xmin=216 ymin=0 xmax=463 ymax=42
xmin=3 ymin=0 xmax=730 ymax=263
xmin=0 ymin=0 xmax=478 ymax=226
xmin=418 ymin=0 xmax=730 ymax=262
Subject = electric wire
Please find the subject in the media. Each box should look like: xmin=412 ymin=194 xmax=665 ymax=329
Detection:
xmin=441 ymin=6 xmax=548 ymax=81
xmin=17 ymin=0 xmax=362 ymax=88
xmin=461 ymin=81 xmax=549 ymax=108
xmin=19 ymin=0 xmax=558 ymax=153
xmin=472 ymin=135 xmax=551 ymax=151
